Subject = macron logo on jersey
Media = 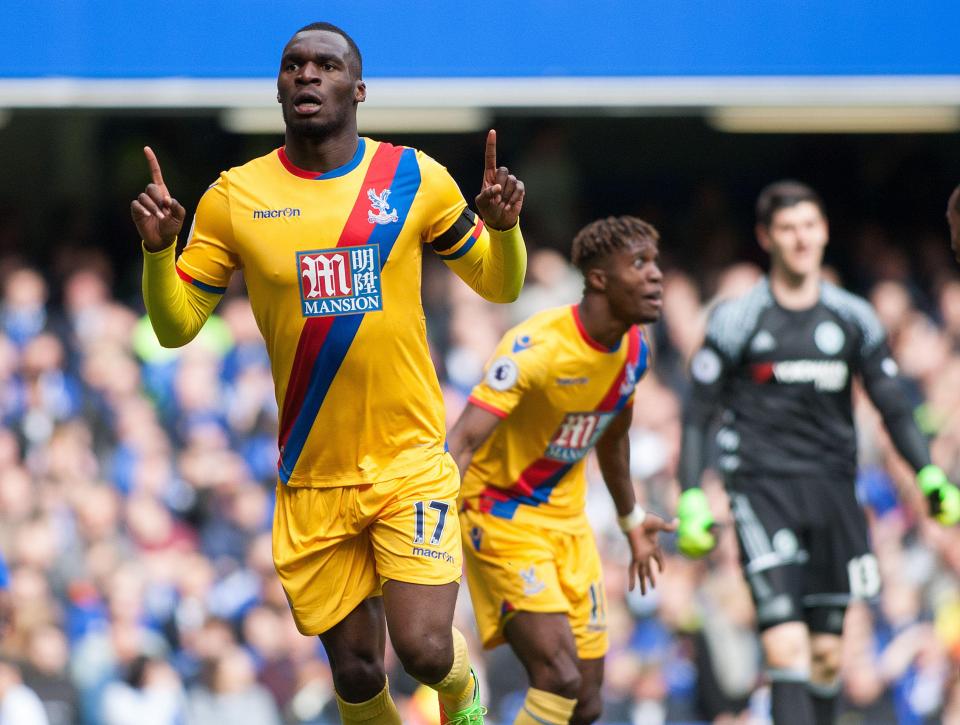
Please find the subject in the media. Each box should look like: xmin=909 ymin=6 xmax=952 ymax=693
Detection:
xmin=512 ymin=334 xmax=534 ymax=353
xmin=253 ymin=207 xmax=301 ymax=219
xmin=298 ymin=245 xmax=383 ymax=317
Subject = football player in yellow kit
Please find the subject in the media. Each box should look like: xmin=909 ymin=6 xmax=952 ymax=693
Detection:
xmin=448 ymin=216 xmax=676 ymax=725
xmin=131 ymin=21 xmax=527 ymax=725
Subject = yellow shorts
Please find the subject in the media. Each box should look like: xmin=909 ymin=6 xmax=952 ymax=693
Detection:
xmin=273 ymin=453 xmax=462 ymax=636
xmin=460 ymin=508 xmax=608 ymax=660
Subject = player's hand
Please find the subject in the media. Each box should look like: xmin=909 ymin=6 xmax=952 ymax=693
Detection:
xmin=475 ymin=129 xmax=524 ymax=231
xmin=917 ymin=464 xmax=960 ymax=526
xmin=131 ymin=146 xmax=186 ymax=252
xmin=625 ymin=513 xmax=677 ymax=595
xmin=947 ymin=184 xmax=960 ymax=263
xmin=676 ymin=487 xmax=717 ymax=558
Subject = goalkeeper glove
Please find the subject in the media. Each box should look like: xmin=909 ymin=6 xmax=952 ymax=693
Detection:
xmin=917 ymin=464 xmax=960 ymax=526
xmin=677 ymin=487 xmax=716 ymax=558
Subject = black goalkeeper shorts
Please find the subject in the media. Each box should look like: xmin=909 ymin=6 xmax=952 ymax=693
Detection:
xmin=727 ymin=474 xmax=876 ymax=635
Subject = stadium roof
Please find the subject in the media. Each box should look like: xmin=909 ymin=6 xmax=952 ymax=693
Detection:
xmin=2 ymin=1 xmax=958 ymax=131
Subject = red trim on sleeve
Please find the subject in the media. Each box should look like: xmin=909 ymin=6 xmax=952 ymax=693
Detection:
xmin=467 ymin=395 xmax=509 ymax=419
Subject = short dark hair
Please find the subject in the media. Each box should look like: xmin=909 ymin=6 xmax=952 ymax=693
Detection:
xmin=571 ymin=216 xmax=659 ymax=273
xmin=755 ymin=180 xmax=825 ymax=228
xmin=294 ymin=22 xmax=363 ymax=77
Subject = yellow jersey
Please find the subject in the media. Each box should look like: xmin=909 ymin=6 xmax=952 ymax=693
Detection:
xmin=174 ymin=138 xmax=502 ymax=487
xmin=461 ymin=305 xmax=648 ymax=531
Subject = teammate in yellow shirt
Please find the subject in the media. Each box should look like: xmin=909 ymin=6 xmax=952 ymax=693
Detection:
xmin=448 ymin=216 xmax=676 ymax=725
xmin=131 ymin=22 xmax=526 ymax=725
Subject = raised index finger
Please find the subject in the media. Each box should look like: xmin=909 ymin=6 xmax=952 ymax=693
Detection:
xmin=484 ymin=130 xmax=497 ymax=176
xmin=143 ymin=146 xmax=166 ymax=190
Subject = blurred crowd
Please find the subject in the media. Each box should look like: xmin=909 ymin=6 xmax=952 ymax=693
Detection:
xmin=0 ymin=206 xmax=959 ymax=725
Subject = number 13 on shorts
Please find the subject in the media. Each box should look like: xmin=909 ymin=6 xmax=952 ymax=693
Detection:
xmin=413 ymin=500 xmax=450 ymax=545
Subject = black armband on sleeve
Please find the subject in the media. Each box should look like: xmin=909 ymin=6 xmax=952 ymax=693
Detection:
xmin=431 ymin=208 xmax=477 ymax=251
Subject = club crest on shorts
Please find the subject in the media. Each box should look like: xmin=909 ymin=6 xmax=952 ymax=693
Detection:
xmin=297 ymin=245 xmax=382 ymax=317
xmin=520 ymin=566 xmax=545 ymax=596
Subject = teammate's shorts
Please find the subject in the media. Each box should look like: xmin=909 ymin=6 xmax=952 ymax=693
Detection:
xmin=273 ymin=452 xmax=461 ymax=636
xmin=460 ymin=507 xmax=608 ymax=660
xmin=727 ymin=474 xmax=875 ymax=635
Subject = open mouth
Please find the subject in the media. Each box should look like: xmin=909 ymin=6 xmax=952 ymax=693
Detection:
xmin=292 ymin=92 xmax=322 ymax=115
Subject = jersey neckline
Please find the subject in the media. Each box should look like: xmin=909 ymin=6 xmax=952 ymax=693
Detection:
xmin=765 ymin=275 xmax=825 ymax=315
xmin=277 ymin=137 xmax=367 ymax=180
xmin=570 ymin=304 xmax=623 ymax=353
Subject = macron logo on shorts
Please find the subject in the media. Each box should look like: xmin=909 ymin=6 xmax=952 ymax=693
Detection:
xmin=411 ymin=547 xmax=456 ymax=564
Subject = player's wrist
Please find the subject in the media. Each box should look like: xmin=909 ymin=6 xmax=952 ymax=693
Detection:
xmin=484 ymin=218 xmax=520 ymax=234
xmin=617 ymin=504 xmax=646 ymax=533
xmin=142 ymin=236 xmax=178 ymax=254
